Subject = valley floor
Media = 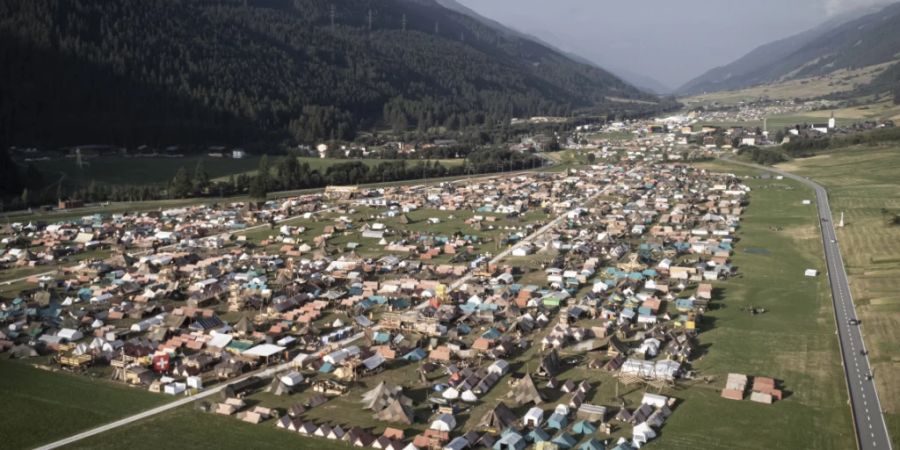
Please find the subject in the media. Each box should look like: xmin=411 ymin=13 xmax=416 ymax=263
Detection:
xmin=775 ymin=144 xmax=900 ymax=448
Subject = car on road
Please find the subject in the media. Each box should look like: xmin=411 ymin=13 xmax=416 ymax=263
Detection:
xmin=865 ymin=372 xmax=874 ymax=380
xmin=848 ymin=318 xmax=860 ymax=325
xmin=861 ymin=349 xmax=868 ymax=356
xmin=821 ymin=217 xmax=828 ymax=222
xmin=831 ymin=239 xmax=836 ymax=244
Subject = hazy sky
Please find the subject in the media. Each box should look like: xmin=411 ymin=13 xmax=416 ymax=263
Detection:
xmin=455 ymin=0 xmax=895 ymax=90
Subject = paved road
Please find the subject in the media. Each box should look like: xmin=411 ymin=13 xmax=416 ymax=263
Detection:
xmin=724 ymin=159 xmax=892 ymax=450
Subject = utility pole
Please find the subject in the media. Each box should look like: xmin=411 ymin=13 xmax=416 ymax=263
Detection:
xmin=330 ymin=4 xmax=336 ymax=31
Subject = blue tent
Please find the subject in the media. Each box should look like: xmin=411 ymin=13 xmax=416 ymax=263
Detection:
xmin=402 ymin=348 xmax=427 ymax=362
xmin=579 ymin=439 xmax=605 ymax=450
xmin=552 ymin=432 xmax=578 ymax=449
xmin=527 ymin=428 xmax=550 ymax=443
xmin=547 ymin=412 xmax=569 ymax=430
xmin=572 ymin=420 xmax=597 ymax=435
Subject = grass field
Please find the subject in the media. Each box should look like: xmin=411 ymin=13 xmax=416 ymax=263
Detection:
xmin=775 ymin=144 xmax=900 ymax=446
xmin=62 ymin=407 xmax=353 ymax=450
xmin=694 ymin=114 xmax=857 ymax=132
xmin=681 ymin=60 xmax=899 ymax=106
xmin=0 ymin=360 xmax=169 ymax=449
xmin=652 ymin=161 xmax=856 ymax=449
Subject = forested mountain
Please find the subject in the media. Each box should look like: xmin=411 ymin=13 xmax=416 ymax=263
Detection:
xmin=0 ymin=0 xmax=666 ymax=149
xmin=678 ymin=3 xmax=900 ymax=95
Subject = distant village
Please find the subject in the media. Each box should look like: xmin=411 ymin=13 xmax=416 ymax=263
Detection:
xmin=0 ymin=157 xmax=789 ymax=449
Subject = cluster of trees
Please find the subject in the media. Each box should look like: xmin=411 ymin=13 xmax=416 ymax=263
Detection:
xmin=244 ymin=148 xmax=543 ymax=199
xmin=0 ymin=0 xmax=673 ymax=150
xmin=738 ymin=146 xmax=787 ymax=165
xmin=32 ymin=147 xmax=543 ymax=207
xmin=782 ymin=126 xmax=900 ymax=156
xmin=0 ymin=147 xmax=47 ymax=210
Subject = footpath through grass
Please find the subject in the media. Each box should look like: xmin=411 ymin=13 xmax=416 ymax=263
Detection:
xmin=776 ymin=144 xmax=900 ymax=447
xmin=664 ymin=161 xmax=854 ymax=449
xmin=0 ymin=360 xmax=169 ymax=449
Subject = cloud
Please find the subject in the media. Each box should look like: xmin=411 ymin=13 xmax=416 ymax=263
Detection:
xmin=823 ymin=0 xmax=894 ymax=16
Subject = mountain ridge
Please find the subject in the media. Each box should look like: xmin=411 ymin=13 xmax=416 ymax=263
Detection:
xmin=678 ymin=2 xmax=900 ymax=95
xmin=0 ymin=0 xmax=667 ymax=149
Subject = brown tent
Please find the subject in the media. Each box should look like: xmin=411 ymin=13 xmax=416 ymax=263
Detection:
xmin=506 ymin=373 xmax=545 ymax=406
xmin=361 ymin=381 xmax=411 ymax=411
xmin=477 ymin=402 xmax=517 ymax=430
xmin=373 ymin=398 xmax=414 ymax=424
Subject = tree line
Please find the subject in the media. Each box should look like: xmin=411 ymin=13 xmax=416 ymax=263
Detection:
xmin=3 ymin=148 xmax=544 ymax=209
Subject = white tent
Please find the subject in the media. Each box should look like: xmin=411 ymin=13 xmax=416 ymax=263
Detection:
xmin=461 ymin=390 xmax=478 ymax=402
xmin=242 ymin=344 xmax=286 ymax=358
xmin=280 ymin=371 xmax=305 ymax=387
xmin=429 ymin=413 xmax=456 ymax=431
xmin=633 ymin=422 xmax=657 ymax=447
xmin=441 ymin=387 xmax=460 ymax=400
xmin=524 ymin=406 xmax=544 ymax=427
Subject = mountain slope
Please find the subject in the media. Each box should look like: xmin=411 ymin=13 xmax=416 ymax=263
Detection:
xmin=0 ymin=0 xmax=665 ymax=149
xmin=436 ymin=0 xmax=672 ymax=95
xmin=679 ymin=3 xmax=900 ymax=95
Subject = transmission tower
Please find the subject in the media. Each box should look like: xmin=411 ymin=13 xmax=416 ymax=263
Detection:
xmin=330 ymin=4 xmax=336 ymax=30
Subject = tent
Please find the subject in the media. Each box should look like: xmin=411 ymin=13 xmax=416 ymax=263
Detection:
xmin=523 ymin=406 xmax=544 ymax=428
xmin=361 ymin=382 xmax=411 ymax=412
xmin=429 ymin=413 xmax=457 ymax=432
xmin=537 ymin=349 xmax=561 ymax=377
xmin=442 ymin=387 xmax=460 ymax=400
xmin=572 ymin=420 xmax=597 ymax=435
xmin=632 ymin=422 xmax=657 ymax=447
xmin=507 ymin=374 xmax=545 ymax=406
xmin=551 ymin=432 xmax=577 ymax=449
xmin=477 ymin=402 xmax=517 ymax=430
xmin=580 ymin=438 xmax=606 ymax=450
xmin=374 ymin=398 xmax=414 ymax=425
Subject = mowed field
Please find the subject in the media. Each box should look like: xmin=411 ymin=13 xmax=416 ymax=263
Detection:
xmin=693 ymin=114 xmax=857 ymax=132
xmin=0 ymin=360 xmax=169 ymax=449
xmin=662 ymin=161 xmax=854 ymax=450
xmin=776 ymin=144 xmax=900 ymax=446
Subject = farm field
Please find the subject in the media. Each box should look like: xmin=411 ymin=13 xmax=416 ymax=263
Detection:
xmin=0 ymin=360 xmax=170 ymax=449
xmin=681 ymin=60 xmax=899 ymax=107
xmin=774 ymin=144 xmax=900 ymax=446
xmin=693 ymin=114 xmax=857 ymax=132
